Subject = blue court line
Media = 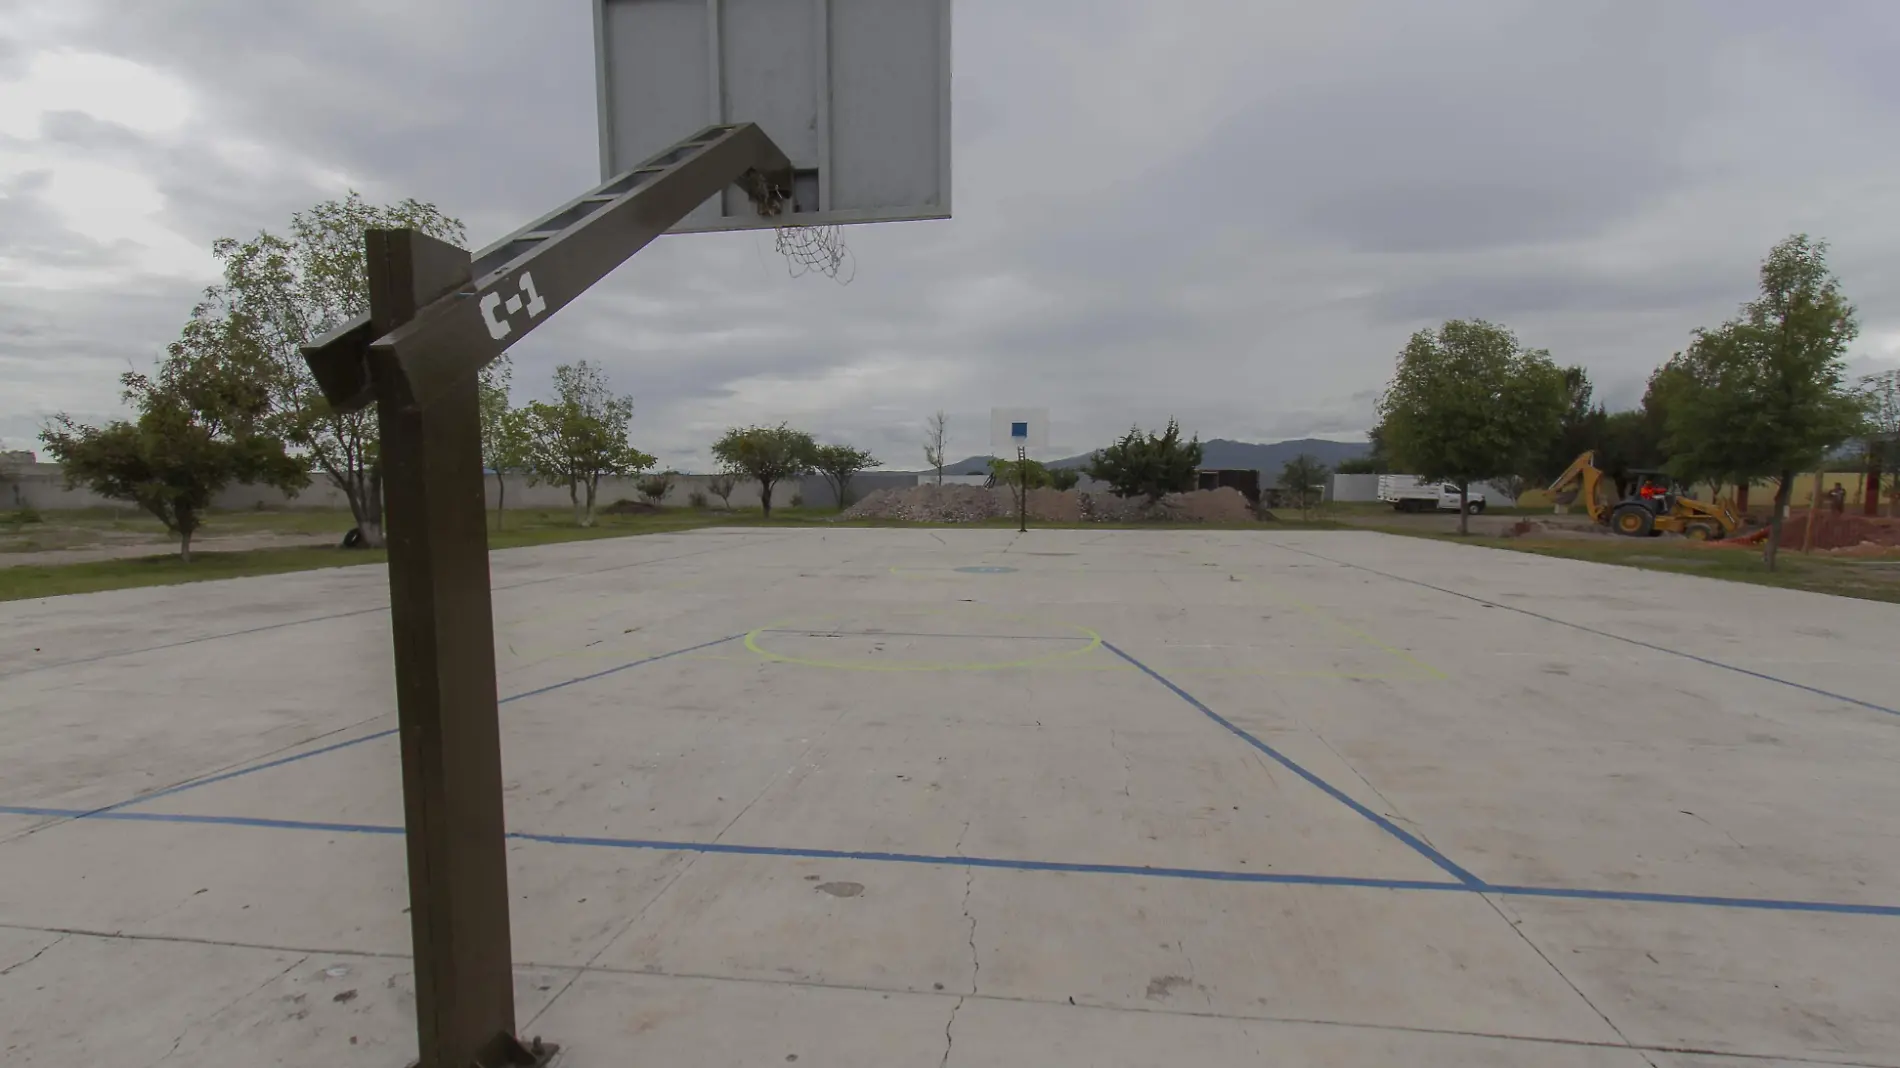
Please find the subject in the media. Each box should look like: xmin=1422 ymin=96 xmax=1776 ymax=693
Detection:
xmin=759 ymin=629 xmax=1089 ymax=642
xmin=68 ymin=634 xmax=745 ymax=817
xmin=4 ymin=804 xmax=1896 ymax=918
xmin=1100 ymin=640 xmax=1484 ymax=887
xmin=1274 ymin=544 xmax=1900 ymax=720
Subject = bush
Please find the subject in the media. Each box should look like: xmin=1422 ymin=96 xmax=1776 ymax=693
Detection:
xmin=687 ymin=490 xmax=708 ymax=509
xmin=789 ymin=491 xmax=805 ymax=508
xmin=3 ymin=506 xmax=43 ymax=527
xmin=636 ymin=471 xmax=676 ymax=505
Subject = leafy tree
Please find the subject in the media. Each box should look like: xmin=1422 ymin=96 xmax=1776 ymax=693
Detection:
xmin=812 ymin=444 xmax=880 ymax=511
xmin=1377 ymin=319 xmax=1568 ymax=534
xmin=1859 ymin=371 xmax=1900 ymax=516
xmin=518 ymin=361 xmax=655 ymax=526
xmin=637 ymin=471 xmax=676 ymax=505
xmin=1085 ymin=418 xmax=1202 ymax=502
xmin=477 ymin=356 xmax=527 ymax=529
xmin=923 ymin=411 xmax=949 ymax=487
xmin=1660 ymin=236 xmax=1864 ymax=569
xmin=1278 ymin=453 xmax=1329 ymax=519
xmin=1336 ymin=424 xmax=1391 ymax=475
xmin=711 ymin=423 xmax=816 ymax=519
xmin=1533 ymin=365 xmax=1611 ymax=481
xmin=39 ymin=365 xmax=306 ymax=562
xmin=989 ymin=455 xmax=1052 ymax=519
xmin=706 ymin=473 xmax=737 ymax=508
xmin=176 ymin=192 xmax=466 ymax=547
xmin=1047 ymin=466 xmax=1082 ymax=491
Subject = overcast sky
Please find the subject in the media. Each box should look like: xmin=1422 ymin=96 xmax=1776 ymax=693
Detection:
xmin=4 ymin=0 xmax=1899 ymax=470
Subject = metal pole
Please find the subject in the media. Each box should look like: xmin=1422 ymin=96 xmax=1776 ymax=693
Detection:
xmin=1018 ymin=444 xmax=1028 ymax=533
xmin=366 ymin=229 xmax=553 ymax=1068
xmin=1803 ymin=468 xmax=1822 ymax=554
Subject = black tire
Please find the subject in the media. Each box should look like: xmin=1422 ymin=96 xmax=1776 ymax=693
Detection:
xmin=1683 ymin=522 xmax=1718 ymax=542
xmin=1466 ymin=500 xmax=1485 ymax=515
xmin=1611 ymin=505 xmax=1654 ymax=538
xmin=341 ymin=527 xmax=364 ymax=549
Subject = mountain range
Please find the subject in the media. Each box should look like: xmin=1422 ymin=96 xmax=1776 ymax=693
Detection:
xmin=928 ymin=438 xmax=1371 ymax=477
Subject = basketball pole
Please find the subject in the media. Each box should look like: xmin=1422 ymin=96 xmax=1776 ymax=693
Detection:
xmin=1018 ymin=444 xmax=1029 ymax=533
xmin=302 ymin=125 xmax=795 ymax=1068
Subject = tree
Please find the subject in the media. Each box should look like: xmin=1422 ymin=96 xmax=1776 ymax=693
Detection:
xmin=1047 ymin=466 xmax=1082 ymax=491
xmin=1278 ymin=453 xmax=1329 ymax=519
xmin=812 ymin=444 xmax=880 ymax=511
xmin=477 ymin=356 xmax=527 ymax=529
xmin=39 ymin=366 xmax=306 ymax=562
xmin=1085 ymin=419 xmax=1202 ymax=502
xmin=1660 ymin=236 xmax=1863 ymax=569
xmin=1533 ymin=365 xmax=1610 ymax=482
xmin=637 ymin=471 xmax=676 ymax=505
xmin=176 ymin=192 xmax=466 ymax=548
xmin=1377 ymin=319 xmax=1568 ymax=535
xmin=988 ymin=455 xmax=1052 ymax=517
xmin=711 ymin=423 xmax=816 ymax=519
xmin=1336 ymin=424 xmax=1392 ymax=475
xmin=923 ymin=411 xmax=949 ymax=487
xmin=1858 ymin=370 xmax=1900 ymax=517
xmin=518 ymin=361 xmax=655 ymax=526
xmin=707 ymin=473 xmax=737 ymax=508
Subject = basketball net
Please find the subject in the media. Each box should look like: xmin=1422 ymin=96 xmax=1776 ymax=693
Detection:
xmin=745 ymin=169 xmax=855 ymax=284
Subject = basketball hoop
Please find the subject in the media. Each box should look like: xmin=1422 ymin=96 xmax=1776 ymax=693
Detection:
xmin=773 ymin=223 xmax=855 ymax=283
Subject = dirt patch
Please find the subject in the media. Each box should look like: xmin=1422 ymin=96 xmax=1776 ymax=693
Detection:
xmin=1777 ymin=510 xmax=1900 ymax=551
xmin=841 ymin=485 xmax=1260 ymax=524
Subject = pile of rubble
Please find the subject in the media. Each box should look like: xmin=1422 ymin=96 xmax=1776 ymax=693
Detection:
xmin=840 ymin=485 xmax=1260 ymax=524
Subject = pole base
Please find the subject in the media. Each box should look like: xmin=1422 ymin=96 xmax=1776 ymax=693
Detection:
xmin=406 ymin=1033 xmax=559 ymax=1068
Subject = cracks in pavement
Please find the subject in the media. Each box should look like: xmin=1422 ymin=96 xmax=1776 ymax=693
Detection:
xmin=155 ymin=953 xmax=308 ymax=1065
xmin=1108 ymin=729 xmax=1133 ymax=799
xmin=1482 ymin=897 xmax=1659 ymax=1068
xmin=0 ymin=933 xmax=66 ymax=975
xmin=938 ymin=996 xmax=965 ymax=1068
xmin=953 ymin=820 xmax=979 ymax=996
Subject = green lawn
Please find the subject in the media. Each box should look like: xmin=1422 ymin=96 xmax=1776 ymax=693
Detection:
xmin=1366 ymin=527 xmax=1900 ymax=605
xmin=0 ymin=505 xmax=1311 ymax=602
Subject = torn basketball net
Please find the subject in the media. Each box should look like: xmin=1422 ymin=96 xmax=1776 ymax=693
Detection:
xmin=743 ymin=169 xmax=856 ymax=283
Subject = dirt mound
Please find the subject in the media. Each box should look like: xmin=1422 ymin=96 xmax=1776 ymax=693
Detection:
xmin=842 ymin=484 xmax=1005 ymax=522
xmin=840 ymin=485 xmax=1260 ymax=524
xmin=600 ymin=499 xmax=660 ymax=515
xmin=1778 ymin=511 xmax=1900 ymax=551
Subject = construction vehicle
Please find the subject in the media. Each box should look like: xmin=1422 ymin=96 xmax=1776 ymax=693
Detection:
xmin=1547 ymin=451 xmax=1744 ymax=540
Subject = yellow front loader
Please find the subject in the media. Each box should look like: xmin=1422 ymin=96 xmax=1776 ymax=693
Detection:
xmin=1547 ymin=451 xmax=1743 ymax=540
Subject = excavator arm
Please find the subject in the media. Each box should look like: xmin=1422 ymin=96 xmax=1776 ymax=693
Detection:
xmin=1547 ymin=450 xmax=1610 ymax=524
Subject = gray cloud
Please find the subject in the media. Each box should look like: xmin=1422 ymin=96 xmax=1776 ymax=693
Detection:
xmin=5 ymin=0 xmax=1900 ymax=467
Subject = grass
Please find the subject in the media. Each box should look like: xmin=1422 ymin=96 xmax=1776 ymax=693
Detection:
xmin=1366 ymin=526 xmax=1900 ymax=605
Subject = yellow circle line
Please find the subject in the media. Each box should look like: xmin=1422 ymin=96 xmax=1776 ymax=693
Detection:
xmin=742 ymin=624 xmax=1103 ymax=672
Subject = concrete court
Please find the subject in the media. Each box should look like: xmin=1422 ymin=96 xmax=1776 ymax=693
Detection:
xmin=1 ymin=527 xmax=1898 ymax=1067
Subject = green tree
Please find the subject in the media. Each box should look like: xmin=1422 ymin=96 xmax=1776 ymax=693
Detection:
xmin=1085 ymin=419 xmax=1202 ymax=502
xmin=477 ymin=356 xmax=526 ymax=529
xmin=174 ymin=192 xmax=465 ymax=547
xmin=711 ymin=423 xmax=816 ymax=519
xmin=518 ymin=360 xmax=654 ymax=526
xmin=637 ymin=471 xmax=677 ymax=505
xmin=1858 ymin=370 xmax=1900 ymax=516
xmin=1533 ymin=365 xmax=1610 ymax=481
xmin=1047 ymin=466 xmax=1082 ymax=491
xmin=1659 ymin=236 xmax=1864 ymax=569
xmin=1277 ymin=453 xmax=1329 ymax=519
xmin=706 ymin=473 xmax=737 ymax=508
xmin=39 ymin=366 xmax=307 ymax=562
xmin=1377 ymin=319 xmax=1568 ymax=534
xmin=812 ymin=444 xmax=880 ymax=510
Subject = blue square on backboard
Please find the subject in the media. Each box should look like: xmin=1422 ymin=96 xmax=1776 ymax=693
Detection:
xmin=1011 ymin=421 xmax=1028 ymax=438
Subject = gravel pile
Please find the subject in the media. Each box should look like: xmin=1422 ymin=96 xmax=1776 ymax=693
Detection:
xmin=842 ymin=485 xmax=1259 ymax=524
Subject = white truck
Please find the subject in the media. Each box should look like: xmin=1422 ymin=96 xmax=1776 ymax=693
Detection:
xmin=1377 ymin=475 xmax=1488 ymax=514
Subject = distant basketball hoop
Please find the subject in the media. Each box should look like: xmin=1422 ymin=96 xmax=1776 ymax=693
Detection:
xmin=991 ymin=409 xmax=1050 ymax=533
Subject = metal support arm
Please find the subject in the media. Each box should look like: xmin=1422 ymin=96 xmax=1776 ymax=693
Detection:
xmin=302 ymin=122 xmax=793 ymax=410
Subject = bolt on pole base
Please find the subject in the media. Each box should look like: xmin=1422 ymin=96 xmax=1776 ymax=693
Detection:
xmin=404 ymin=1033 xmax=558 ymax=1068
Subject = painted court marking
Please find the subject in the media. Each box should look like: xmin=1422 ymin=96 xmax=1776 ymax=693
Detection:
xmin=8 ymin=567 xmax=1897 ymax=926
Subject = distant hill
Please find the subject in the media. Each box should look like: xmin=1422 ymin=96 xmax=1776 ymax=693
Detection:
xmin=923 ymin=437 xmax=1369 ymax=477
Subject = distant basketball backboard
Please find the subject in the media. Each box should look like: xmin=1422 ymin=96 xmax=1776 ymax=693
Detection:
xmin=594 ymin=0 xmax=951 ymax=234
xmin=991 ymin=408 xmax=1049 ymax=454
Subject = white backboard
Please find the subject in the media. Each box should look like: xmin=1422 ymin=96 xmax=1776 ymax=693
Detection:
xmin=594 ymin=0 xmax=951 ymax=234
xmin=990 ymin=408 xmax=1049 ymax=454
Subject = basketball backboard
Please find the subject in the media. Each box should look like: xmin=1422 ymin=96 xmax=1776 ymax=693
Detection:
xmin=991 ymin=408 xmax=1049 ymax=454
xmin=594 ymin=0 xmax=951 ymax=234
